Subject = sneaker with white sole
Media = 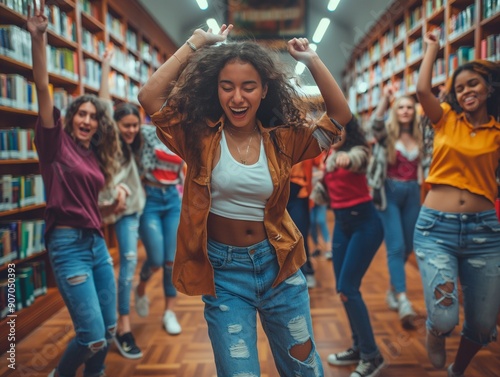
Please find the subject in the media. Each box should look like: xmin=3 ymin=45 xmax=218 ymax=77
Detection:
xmin=350 ymin=355 xmax=385 ymax=377
xmin=386 ymin=290 xmax=399 ymax=311
xmin=163 ymin=310 xmax=181 ymax=335
xmin=114 ymin=331 xmax=143 ymax=359
xmin=134 ymin=286 xmax=149 ymax=318
xmin=397 ymin=293 xmax=416 ymax=329
xmin=426 ymin=329 xmax=446 ymax=369
xmin=327 ymin=347 xmax=360 ymax=365
xmin=447 ymin=363 xmax=464 ymax=377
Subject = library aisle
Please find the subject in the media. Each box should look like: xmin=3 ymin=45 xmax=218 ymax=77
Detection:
xmin=2 ymin=225 xmax=499 ymax=377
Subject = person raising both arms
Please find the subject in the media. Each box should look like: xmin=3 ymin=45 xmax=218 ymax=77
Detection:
xmin=416 ymin=31 xmax=500 ymax=377
xmin=28 ymin=1 xmax=121 ymax=376
xmin=137 ymin=24 xmax=351 ymax=376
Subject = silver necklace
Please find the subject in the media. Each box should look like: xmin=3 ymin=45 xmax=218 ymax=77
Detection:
xmin=226 ymin=126 xmax=257 ymax=165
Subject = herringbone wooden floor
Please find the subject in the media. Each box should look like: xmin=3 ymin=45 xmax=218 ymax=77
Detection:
xmin=2 ymin=217 xmax=500 ymax=376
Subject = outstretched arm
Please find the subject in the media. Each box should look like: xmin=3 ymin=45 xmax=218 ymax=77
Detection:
xmin=98 ymin=49 xmax=112 ymax=101
xmin=28 ymin=0 xmax=53 ymax=128
xmin=416 ymin=32 xmax=442 ymax=124
xmin=374 ymin=84 xmax=394 ymax=119
xmin=138 ymin=24 xmax=233 ymax=115
xmin=288 ymin=38 xmax=351 ymax=126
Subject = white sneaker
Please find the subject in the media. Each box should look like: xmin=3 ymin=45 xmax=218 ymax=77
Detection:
xmin=386 ymin=290 xmax=399 ymax=311
xmin=397 ymin=293 xmax=416 ymax=329
xmin=163 ymin=310 xmax=181 ymax=335
xmin=134 ymin=286 xmax=149 ymax=318
xmin=306 ymin=274 xmax=317 ymax=288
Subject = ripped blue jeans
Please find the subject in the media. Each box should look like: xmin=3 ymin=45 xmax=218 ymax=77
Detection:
xmin=414 ymin=206 xmax=500 ymax=345
xmin=48 ymin=228 xmax=117 ymax=377
xmin=202 ymin=239 xmax=323 ymax=377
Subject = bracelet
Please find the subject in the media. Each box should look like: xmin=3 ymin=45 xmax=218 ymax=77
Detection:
xmin=186 ymin=40 xmax=197 ymax=51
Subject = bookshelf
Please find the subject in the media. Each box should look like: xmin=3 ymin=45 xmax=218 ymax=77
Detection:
xmin=342 ymin=0 xmax=500 ymax=126
xmin=0 ymin=0 xmax=177 ymax=353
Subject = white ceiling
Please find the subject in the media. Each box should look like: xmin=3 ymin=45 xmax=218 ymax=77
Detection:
xmin=137 ymin=0 xmax=393 ymax=86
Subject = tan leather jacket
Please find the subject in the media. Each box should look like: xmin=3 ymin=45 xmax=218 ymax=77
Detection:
xmin=151 ymin=106 xmax=343 ymax=296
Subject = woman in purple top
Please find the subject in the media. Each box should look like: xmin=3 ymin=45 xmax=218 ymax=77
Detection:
xmin=28 ymin=1 xmax=121 ymax=376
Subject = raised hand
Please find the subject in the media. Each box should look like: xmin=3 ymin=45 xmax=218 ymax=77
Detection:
xmin=335 ymin=152 xmax=351 ymax=169
xmin=191 ymin=24 xmax=233 ymax=48
xmin=102 ymin=48 xmax=114 ymax=66
xmin=27 ymin=0 xmax=48 ymax=36
xmin=287 ymin=37 xmax=317 ymax=64
xmin=423 ymin=31 xmax=440 ymax=48
xmin=383 ymin=84 xmax=395 ymax=99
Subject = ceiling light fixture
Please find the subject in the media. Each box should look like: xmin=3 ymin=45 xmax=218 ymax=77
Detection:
xmin=294 ymin=44 xmax=317 ymax=75
xmin=196 ymin=0 xmax=208 ymax=10
xmin=327 ymin=0 xmax=341 ymax=11
xmin=312 ymin=18 xmax=330 ymax=43
xmin=206 ymin=18 xmax=220 ymax=32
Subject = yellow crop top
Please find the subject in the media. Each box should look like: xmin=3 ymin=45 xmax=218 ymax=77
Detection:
xmin=426 ymin=103 xmax=500 ymax=204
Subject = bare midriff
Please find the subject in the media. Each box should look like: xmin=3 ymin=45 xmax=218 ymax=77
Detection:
xmin=207 ymin=212 xmax=267 ymax=247
xmin=424 ymin=184 xmax=494 ymax=213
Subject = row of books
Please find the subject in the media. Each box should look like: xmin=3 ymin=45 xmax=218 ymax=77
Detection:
xmin=0 ymin=73 xmax=37 ymax=112
xmin=0 ymin=128 xmax=37 ymax=160
xmin=448 ymin=5 xmax=475 ymax=40
xmin=0 ymin=25 xmax=32 ymax=66
xmin=46 ymin=3 xmax=77 ymax=43
xmin=425 ymin=0 xmax=447 ymax=17
xmin=0 ymin=260 xmax=47 ymax=319
xmin=0 ymin=174 xmax=45 ymax=212
xmin=449 ymin=46 xmax=475 ymax=73
xmin=482 ymin=0 xmax=500 ymax=19
xmin=480 ymin=34 xmax=500 ymax=62
xmin=0 ymin=219 xmax=46 ymax=265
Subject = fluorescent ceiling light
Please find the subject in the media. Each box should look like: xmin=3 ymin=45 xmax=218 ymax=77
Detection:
xmin=328 ymin=0 xmax=341 ymax=11
xmin=196 ymin=0 xmax=208 ymax=10
xmin=312 ymin=18 xmax=330 ymax=43
xmin=207 ymin=18 xmax=220 ymax=32
xmin=294 ymin=44 xmax=317 ymax=75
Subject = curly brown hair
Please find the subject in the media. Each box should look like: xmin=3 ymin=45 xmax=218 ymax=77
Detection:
xmin=63 ymin=94 xmax=121 ymax=185
xmin=163 ymin=40 xmax=317 ymax=170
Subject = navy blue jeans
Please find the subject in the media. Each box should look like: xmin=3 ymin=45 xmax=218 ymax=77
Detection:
xmin=332 ymin=201 xmax=384 ymax=359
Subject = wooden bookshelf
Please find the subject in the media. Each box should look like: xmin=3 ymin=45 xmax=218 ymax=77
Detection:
xmin=0 ymin=0 xmax=177 ymax=354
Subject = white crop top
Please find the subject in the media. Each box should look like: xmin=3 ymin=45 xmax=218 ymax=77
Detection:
xmin=210 ymin=130 xmax=273 ymax=221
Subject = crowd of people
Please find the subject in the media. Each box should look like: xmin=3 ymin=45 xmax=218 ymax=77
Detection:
xmin=27 ymin=1 xmax=500 ymax=376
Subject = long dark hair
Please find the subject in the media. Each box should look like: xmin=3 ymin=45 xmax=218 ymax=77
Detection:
xmin=444 ymin=60 xmax=500 ymax=120
xmin=338 ymin=116 xmax=368 ymax=152
xmin=113 ymin=103 xmax=143 ymax=167
xmin=159 ymin=40 xmax=314 ymax=171
xmin=64 ymin=94 xmax=120 ymax=185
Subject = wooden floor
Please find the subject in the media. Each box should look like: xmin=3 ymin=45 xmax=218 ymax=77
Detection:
xmin=2 ymin=223 xmax=500 ymax=377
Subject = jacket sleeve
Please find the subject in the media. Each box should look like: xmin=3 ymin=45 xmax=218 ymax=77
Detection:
xmin=345 ymin=146 xmax=370 ymax=173
xmin=150 ymin=104 xmax=187 ymax=160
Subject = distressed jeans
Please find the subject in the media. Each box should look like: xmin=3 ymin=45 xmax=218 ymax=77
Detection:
xmin=47 ymin=228 xmax=116 ymax=377
xmin=414 ymin=206 xmax=500 ymax=345
xmin=202 ymin=239 xmax=324 ymax=377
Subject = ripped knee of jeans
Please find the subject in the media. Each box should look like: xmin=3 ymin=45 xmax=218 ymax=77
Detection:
xmin=89 ymin=340 xmax=106 ymax=353
xmin=287 ymin=316 xmax=313 ymax=362
xmin=67 ymin=274 xmax=88 ymax=285
xmin=434 ymin=281 xmax=454 ymax=306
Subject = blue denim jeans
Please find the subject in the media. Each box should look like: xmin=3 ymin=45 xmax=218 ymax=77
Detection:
xmin=47 ymin=228 xmax=117 ymax=377
xmin=414 ymin=206 xmax=500 ymax=345
xmin=332 ymin=201 xmax=384 ymax=360
xmin=310 ymin=204 xmax=330 ymax=247
xmin=139 ymin=185 xmax=181 ymax=297
xmin=202 ymin=239 xmax=323 ymax=377
xmin=114 ymin=213 xmax=140 ymax=315
xmin=377 ymin=179 xmax=421 ymax=293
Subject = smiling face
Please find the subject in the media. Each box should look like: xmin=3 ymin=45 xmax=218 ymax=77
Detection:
xmin=454 ymin=69 xmax=489 ymax=115
xmin=395 ymin=97 xmax=415 ymax=126
xmin=72 ymin=101 xmax=98 ymax=148
xmin=117 ymin=114 xmax=140 ymax=145
xmin=218 ymin=60 xmax=268 ymax=131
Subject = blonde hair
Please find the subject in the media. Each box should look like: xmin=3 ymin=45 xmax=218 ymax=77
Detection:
xmin=385 ymin=95 xmax=422 ymax=164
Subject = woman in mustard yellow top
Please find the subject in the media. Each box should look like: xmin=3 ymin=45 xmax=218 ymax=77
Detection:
xmin=416 ymin=32 xmax=500 ymax=377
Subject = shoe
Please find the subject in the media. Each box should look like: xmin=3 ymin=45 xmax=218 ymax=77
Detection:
xmin=447 ymin=363 xmax=464 ymax=377
xmin=163 ymin=310 xmax=182 ymax=335
xmin=350 ymin=355 xmax=385 ymax=377
xmin=397 ymin=293 xmax=416 ymax=329
xmin=426 ymin=329 xmax=446 ymax=369
xmin=312 ymin=248 xmax=321 ymax=257
xmin=113 ymin=332 xmax=143 ymax=359
xmin=134 ymin=286 xmax=149 ymax=318
xmin=386 ymin=290 xmax=399 ymax=311
xmin=306 ymin=274 xmax=317 ymax=288
xmin=327 ymin=347 xmax=360 ymax=366
xmin=324 ymin=251 xmax=333 ymax=260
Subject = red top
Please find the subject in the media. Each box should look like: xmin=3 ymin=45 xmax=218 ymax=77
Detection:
xmin=34 ymin=107 xmax=105 ymax=237
xmin=324 ymin=168 xmax=372 ymax=209
xmin=387 ymin=150 xmax=419 ymax=181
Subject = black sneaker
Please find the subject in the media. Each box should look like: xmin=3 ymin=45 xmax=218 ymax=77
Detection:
xmin=327 ymin=347 xmax=360 ymax=365
xmin=113 ymin=332 xmax=143 ymax=359
xmin=351 ymin=355 xmax=385 ymax=377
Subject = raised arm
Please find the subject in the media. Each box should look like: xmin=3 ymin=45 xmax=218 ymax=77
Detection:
xmin=374 ymin=84 xmax=394 ymax=119
xmin=287 ymin=38 xmax=351 ymax=126
xmin=27 ymin=0 xmax=53 ymax=128
xmin=138 ymin=25 xmax=233 ymax=116
xmin=416 ymin=32 xmax=443 ymax=124
xmin=98 ymin=49 xmax=112 ymax=101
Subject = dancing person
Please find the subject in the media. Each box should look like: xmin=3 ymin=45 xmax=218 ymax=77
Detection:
xmin=137 ymin=24 xmax=351 ymax=376
xmin=416 ymin=32 xmax=500 ymax=377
